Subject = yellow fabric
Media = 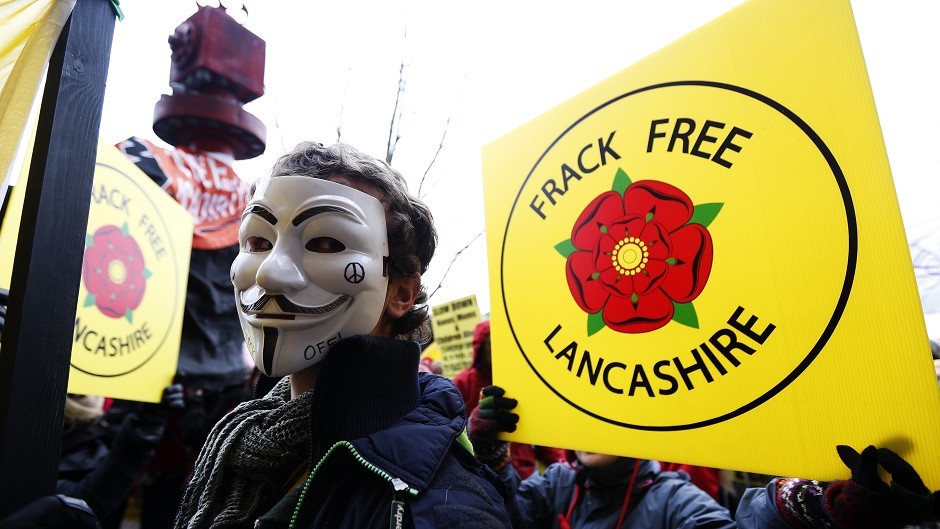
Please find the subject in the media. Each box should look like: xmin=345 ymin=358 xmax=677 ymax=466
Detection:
xmin=0 ymin=0 xmax=76 ymax=186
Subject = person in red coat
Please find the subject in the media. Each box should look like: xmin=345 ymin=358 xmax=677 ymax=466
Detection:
xmin=453 ymin=320 xmax=568 ymax=479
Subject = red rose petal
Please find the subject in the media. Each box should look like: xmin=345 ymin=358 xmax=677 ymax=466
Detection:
xmin=607 ymin=215 xmax=647 ymax=243
xmin=640 ymin=221 xmax=672 ymax=260
xmin=82 ymin=247 xmax=107 ymax=293
xmin=660 ymin=224 xmax=713 ymax=303
xmin=624 ymin=181 xmax=693 ymax=233
xmin=603 ymin=288 xmax=674 ymax=334
xmin=572 ymin=191 xmax=624 ymax=250
xmin=96 ymin=289 xmax=126 ymax=319
xmin=566 ymin=251 xmax=609 ymax=313
xmin=599 ymin=267 xmax=635 ymax=298
xmin=593 ymin=235 xmax=617 ymax=273
xmin=633 ymin=260 xmax=668 ymax=294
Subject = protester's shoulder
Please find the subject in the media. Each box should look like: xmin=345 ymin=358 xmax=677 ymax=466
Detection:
xmin=417 ymin=372 xmax=466 ymax=414
xmin=650 ymin=470 xmax=712 ymax=499
xmin=414 ymin=444 xmax=511 ymax=529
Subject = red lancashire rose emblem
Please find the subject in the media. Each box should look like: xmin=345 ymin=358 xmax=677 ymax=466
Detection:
xmin=558 ymin=169 xmax=721 ymax=335
xmin=82 ymin=224 xmax=150 ymax=322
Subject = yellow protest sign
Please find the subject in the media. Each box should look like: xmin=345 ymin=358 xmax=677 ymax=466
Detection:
xmin=0 ymin=0 xmax=75 ymax=192
xmin=67 ymin=142 xmax=192 ymax=403
xmin=430 ymin=294 xmax=482 ymax=378
xmin=482 ymin=0 xmax=940 ymax=486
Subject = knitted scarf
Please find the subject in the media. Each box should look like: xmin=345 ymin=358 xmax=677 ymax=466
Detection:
xmin=174 ymin=335 xmax=422 ymax=529
xmin=174 ymin=377 xmax=313 ymax=529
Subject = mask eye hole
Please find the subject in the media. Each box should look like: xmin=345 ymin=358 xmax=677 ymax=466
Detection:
xmin=306 ymin=237 xmax=346 ymax=253
xmin=245 ymin=235 xmax=273 ymax=253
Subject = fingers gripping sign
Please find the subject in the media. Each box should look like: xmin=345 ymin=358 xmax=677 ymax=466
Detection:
xmin=476 ymin=386 xmax=520 ymax=434
xmin=468 ymin=386 xmax=519 ymax=472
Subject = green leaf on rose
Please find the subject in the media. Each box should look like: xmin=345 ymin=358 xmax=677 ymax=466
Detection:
xmin=121 ymin=222 xmax=129 ymax=236
xmin=672 ymin=301 xmax=699 ymax=329
xmin=125 ymin=310 xmax=133 ymax=324
xmin=143 ymin=269 xmax=152 ymax=279
xmin=84 ymin=293 xmax=96 ymax=307
xmin=689 ymin=203 xmax=723 ymax=227
xmin=587 ymin=311 xmax=606 ymax=336
xmin=85 ymin=234 xmax=93 ymax=247
xmin=555 ymin=239 xmax=577 ymax=258
xmin=612 ymin=168 xmax=633 ymax=195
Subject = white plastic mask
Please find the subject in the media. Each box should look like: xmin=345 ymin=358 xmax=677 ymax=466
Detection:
xmin=231 ymin=176 xmax=389 ymax=376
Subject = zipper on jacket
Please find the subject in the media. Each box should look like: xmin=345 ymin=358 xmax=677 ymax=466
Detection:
xmin=289 ymin=441 xmax=418 ymax=529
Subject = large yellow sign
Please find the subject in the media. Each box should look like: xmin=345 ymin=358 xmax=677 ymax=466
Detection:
xmin=482 ymin=0 xmax=940 ymax=486
xmin=67 ymin=143 xmax=192 ymax=402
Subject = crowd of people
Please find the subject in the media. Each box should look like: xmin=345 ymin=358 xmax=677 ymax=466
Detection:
xmin=1 ymin=141 xmax=938 ymax=529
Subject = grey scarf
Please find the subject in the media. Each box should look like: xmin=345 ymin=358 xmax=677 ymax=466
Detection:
xmin=175 ymin=377 xmax=313 ymax=529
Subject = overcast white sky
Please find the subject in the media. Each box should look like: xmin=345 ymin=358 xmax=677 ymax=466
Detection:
xmin=97 ymin=0 xmax=940 ymax=317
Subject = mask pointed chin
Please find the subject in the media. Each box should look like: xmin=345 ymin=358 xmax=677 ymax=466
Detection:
xmin=261 ymin=327 xmax=278 ymax=375
xmin=239 ymin=296 xmax=385 ymax=377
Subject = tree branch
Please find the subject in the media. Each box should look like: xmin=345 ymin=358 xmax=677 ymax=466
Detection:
xmin=418 ymin=73 xmax=464 ymax=197
xmin=418 ymin=114 xmax=450 ymax=198
xmin=427 ymin=230 xmax=484 ymax=300
xmin=336 ymin=67 xmax=351 ymax=144
xmin=385 ymin=26 xmax=408 ymax=164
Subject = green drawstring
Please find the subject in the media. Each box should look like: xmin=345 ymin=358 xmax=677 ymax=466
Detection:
xmin=109 ymin=0 xmax=125 ymax=21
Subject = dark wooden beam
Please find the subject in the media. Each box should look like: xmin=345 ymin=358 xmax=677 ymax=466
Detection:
xmin=0 ymin=0 xmax=115 ymax=517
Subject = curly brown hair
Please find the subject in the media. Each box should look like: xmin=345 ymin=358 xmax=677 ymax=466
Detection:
xmin=265 ymin=142 xmax=437 ymax=341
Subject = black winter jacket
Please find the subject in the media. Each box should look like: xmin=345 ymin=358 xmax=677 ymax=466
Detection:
xmin=256 ymin=336 xmax=511 ymax=529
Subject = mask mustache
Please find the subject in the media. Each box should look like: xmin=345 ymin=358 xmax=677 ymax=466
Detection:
xmin=241 ymin=293 xmax=350 ymax=315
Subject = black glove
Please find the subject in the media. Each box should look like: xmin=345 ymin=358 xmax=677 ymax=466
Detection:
xmin=138 ymin=383 xmax=185 ymax=422
xmin=125 ymin=384 xmax=184 ymax=446
xmin=775 ymin=445 xmax=937 ymax=529
xmin=468 ymin=386 xmax=518 ymax=442
xmin=829 ymin=445 xmax=936 ymax=528
xmin=467 ymin=386 xmax=518 ymax=471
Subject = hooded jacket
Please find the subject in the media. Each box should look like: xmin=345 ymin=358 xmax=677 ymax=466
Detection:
xmin=179 ymin=336 xmax=511 ymax=529
xmin=501 ymin=458 xmax=788 ymax=529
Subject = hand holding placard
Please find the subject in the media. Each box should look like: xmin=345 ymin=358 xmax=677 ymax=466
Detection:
xmin=468 ymin=386 xmax=519 ymax=472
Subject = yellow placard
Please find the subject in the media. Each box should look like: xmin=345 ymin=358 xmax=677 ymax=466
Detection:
xmin=66 ymin=142 xmax=192 ymax=403
xmin=0 ymin=0 xmax=75 ymax=190
xmin=482 ymin=0 xmax=940 ymax=486
xmin=430 ymin=294 xmax=482 ymax=378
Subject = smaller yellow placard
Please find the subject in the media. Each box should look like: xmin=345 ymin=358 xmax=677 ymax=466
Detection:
xmin=67 ymin=142 xmax=192 ymax=403
xmin=430 ymin=294 xmax=482 ymax=378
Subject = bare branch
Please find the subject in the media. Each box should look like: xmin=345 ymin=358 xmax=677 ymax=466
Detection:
xmin=271 ymin=94 xmax=287 ymax=153
xmin=418 ymin=115 xmax=450 ymax=198
xmin=386 ymin=61 xmax=406 ymax=164
xmin=418 ymin=74 xmax=465 ymax=197
xmin=386 ymin=25 xmax=408 ymax=165
xmin=336 ymin=67 xmax=351 ymax=143
xmin=427 ymin=230 xmax=484 ymax=300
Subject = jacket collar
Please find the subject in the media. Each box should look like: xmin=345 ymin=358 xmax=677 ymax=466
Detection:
xmin=310 ymin=335 xmax=465 ymax=491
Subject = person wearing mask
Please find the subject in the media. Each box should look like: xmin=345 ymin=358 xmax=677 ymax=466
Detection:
xmin=173 ymin=142 xmax=510 ymax=529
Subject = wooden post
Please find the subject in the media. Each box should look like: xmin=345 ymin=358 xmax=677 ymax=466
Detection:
xmin=0 ymin=0 xmax=115 ymax=517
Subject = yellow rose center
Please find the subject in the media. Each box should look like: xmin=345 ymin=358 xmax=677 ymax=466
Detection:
xmin=108 ymin=259 xmax=127 ymax=285
xmin=612 ymin=237 xmax=649 ymax=275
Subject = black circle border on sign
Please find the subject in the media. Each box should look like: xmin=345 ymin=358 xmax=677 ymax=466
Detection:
xmin=499 ymin=80 xmax=857 ymax=431
xmin=71 ymin=162 xmax=181 ymax=378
